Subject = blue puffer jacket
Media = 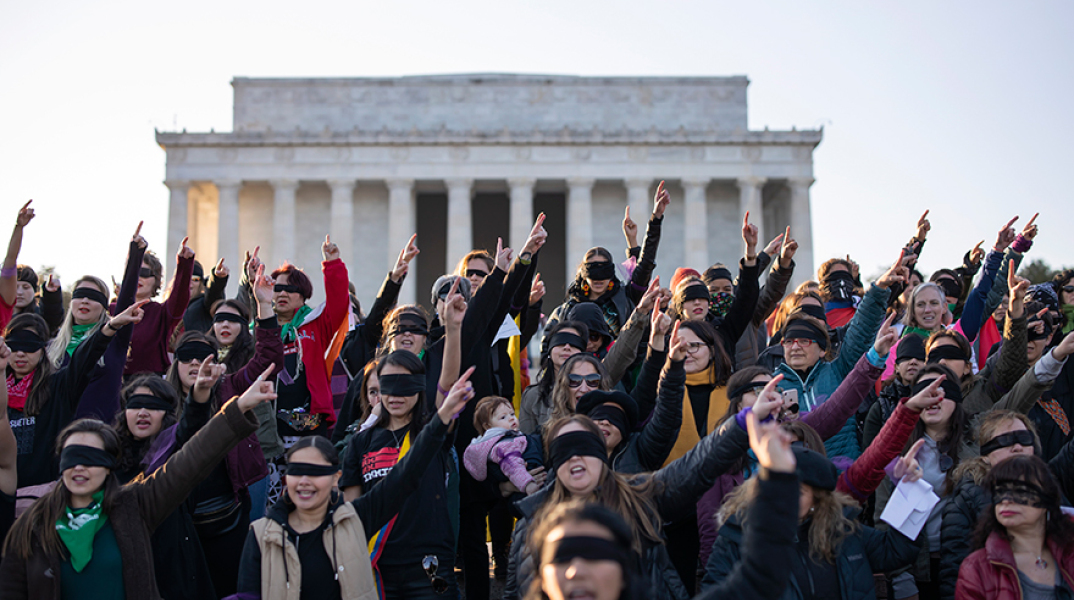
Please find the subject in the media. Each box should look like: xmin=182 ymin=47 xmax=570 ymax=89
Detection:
xmin=774 ymin=283 xmax=891 ymax=462
xmin=702 ymin=505 xmax=919 ymax=600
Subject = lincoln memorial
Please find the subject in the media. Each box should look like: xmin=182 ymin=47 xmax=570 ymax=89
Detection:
xmin=156 ymin=74 xmax=822 ymax=308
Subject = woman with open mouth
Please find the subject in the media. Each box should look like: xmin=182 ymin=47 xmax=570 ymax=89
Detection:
xmin=0 ymin=366 xmax=275 ymax=599
xmin=43 ymin=223 xmax=147 ymax=424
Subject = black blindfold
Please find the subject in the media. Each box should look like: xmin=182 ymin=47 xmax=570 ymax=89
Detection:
xmin=548 ymin=331 xmax=586 ymax=352
xmin=549 ymin=430 xmax=609 ymax=474
xmin=285 ymin=462 xmax=340 ymax=477
xmin=59 ymin=444 xmax=117 ymax=472
xmin=125 ymin=394 xmax=174 ymax=412
xmin=71 ymin=287 xmax=109 ymax=306
xmin=910 ymin=376 xmax=963 ymax=403
xmin=378 ymin=373 xmax=426 ymax=397
xmin=5 ymin=329 xmax=47 ymax=353
xmin=582 ymin=261 xmax=616 ymax=281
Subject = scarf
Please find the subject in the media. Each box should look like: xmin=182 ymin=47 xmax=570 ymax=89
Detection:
xmin=903 ymin=325 xmax=934 ymax=341
xmin=824 ymin=304 xmax=856 ymax=328
xmin=6 ymin=370 xmax=34 ymax=412
xmin=664 ymin=364 xmax=727 ymax=467
xmin=368 ymin=431 xmax=410 ymax=599
xmin=56 ymin=491 xmax=108 ymax=572
xmin=280 ymin=304 xmax=313 ymax=343
xmin=67 ymin=323 xmax=96 ymax=356
xmin=977 ymin=317 xmax=1002 ymax=371
xmin=1064 ymin=305 xmax=1074 ymax=335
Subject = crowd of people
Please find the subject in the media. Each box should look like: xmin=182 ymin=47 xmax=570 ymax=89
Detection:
xmin=0 ymin=193 xmax=1072 ymax=600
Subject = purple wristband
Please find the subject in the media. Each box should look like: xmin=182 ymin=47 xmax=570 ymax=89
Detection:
xmin=0 ymin=266 xmax=15 ymax=277
xmin=734 ymin=406 xmax=775 ymax=431
xmin=1012 ymin=234 xmax=1032 ymax=254
xmin=437 ymin=383 xmax=449 ymax=397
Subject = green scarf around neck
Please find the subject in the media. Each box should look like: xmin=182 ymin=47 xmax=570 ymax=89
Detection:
xmin=903 ymin=325 xmax=934 ymax=341
xmin=1063 ymin=305 xmax=1074 ymax=335
xmin=56 ymin=491 xmax=108 ymax=572
xmin=67 ymin=323 xmax=97 ymax=356
xmin=280 ymin=304 xmax=313 ymax=343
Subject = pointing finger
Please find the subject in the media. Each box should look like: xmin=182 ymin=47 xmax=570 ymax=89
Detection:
xmin=256 ymin=363 xmax=276 ymax=382
xmin=134 ymin=221 xmax=143 ymax=237
xmin=1003 ymin=216 xmax=1018 ymax=231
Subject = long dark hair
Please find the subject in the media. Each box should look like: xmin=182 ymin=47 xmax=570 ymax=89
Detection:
xmin=903 ymin=363 xmax=967 ymax=494
xmin=679 ymin=319 xmax=732 ymax=386
xmin=165 ymin=331 xmax=221 ymax=406
xmin=4 ymin=313 xmax=54 ymax=416
xmin=4 ymin=420 xmax=123 ymax=559
xmin=356 ymin=360 xmax=380 ymax=422
xmin=972 ymin=455 xmax=1074 ymax=551
xmin=113 ymin=375 xmax=180 ymax=477
xmin=375 ymin=350 xmax=428 ymax=441
xmin=524 ymin=501 xmax=644 ymax=600
xmin=536 ymin=320 xmax=590 ymax=408
xmin=209 ymin=299 xmax=255 ymax=373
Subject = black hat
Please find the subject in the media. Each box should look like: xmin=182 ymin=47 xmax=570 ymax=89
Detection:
xmin=576 ymin=390 xmax=639 ymax=433
xmin=192 ymin=260 xmax=205 ymax=280
xmin=896 ymin=334 xmax=926 ymax=364
xmin=567 ymin=303 xmax=613 ymax=345
xmin=792 ymin=445 xmax=837 ymax=491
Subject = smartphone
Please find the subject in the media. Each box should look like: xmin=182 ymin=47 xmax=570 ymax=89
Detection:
xmin=781 ymin=389 xmax=799 ymax=405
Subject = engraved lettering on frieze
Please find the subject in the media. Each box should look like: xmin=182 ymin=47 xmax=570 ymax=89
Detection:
xmin=449 ymin=147 xmax=470 ymax=161
xmin=275 ymin=148 xmax=295 ymax=163
xmin=390 ymin=147 xmax=410 ymax=161
xmin=218 ymin=148 xmax=238 ymax=164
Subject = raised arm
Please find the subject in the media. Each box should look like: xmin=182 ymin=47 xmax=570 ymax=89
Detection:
xmin=714 ymin=212 xmax=762 ymax=346
xmin=832 ymin=250 xmax=907 ymax=378
xmin=201 ymin=259 xmax=230 ymax=319
xmin=363 ymin=234 xmax=418 ymax=347
xmin=220 ymin=265 xmax=284 ymax=400
xmin=604 ymin=278 xmax=660 ymax=385
xmin=632 ymin=301 xmax=672 ymax=418
xmin=751 ymin=227 xmax=797 ymax=326
xmin=64 ymin=300 xmax=149 ymax=412
xmin=316 ymin=235 xmax=351 ymax=341
xmin=354 ymin=371 xmax=474 ymax=537
xmin=633 ymin=326 xmax=686 ymax=471
xmin=963 ymin=268 xmax=1030 ymax=415
xmin=0 ymin=202 xmax=34 ymax=311
xmin=435 ymin=279 xmax=467 ymax=410
xmin=838 ymin=394 xmax=929 ymax=503
xmin=626 ymin=182 xmax=668 ymax=303
xmin=162 ymin=236 xmax=195 ymax=323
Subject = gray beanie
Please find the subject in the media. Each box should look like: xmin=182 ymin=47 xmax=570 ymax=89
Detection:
xmin=430 ymin=274 xmax=472 ymax=308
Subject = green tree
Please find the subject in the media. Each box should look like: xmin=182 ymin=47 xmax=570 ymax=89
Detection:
xmin=1018 ymin=258 xmax=1057 ymax=284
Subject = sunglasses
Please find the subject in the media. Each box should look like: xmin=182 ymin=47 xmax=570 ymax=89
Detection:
xmin=274 ymin=284 xmax=301 ymax=294
xmin=567 ymin=373 xmax=602 ymax=388
xmin=422 ymin=555 xmax=449 ymax=594
xmin=138 ymin=267 xmax=154 ymax=278
xmin=1063 ymin=286 xmax=1074 ymax=294
xmin=781 ymin=338 xmax=817 ymax=349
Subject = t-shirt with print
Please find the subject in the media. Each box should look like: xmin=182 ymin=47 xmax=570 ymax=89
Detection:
xmin=340 ymin=423 xmax=456 ymax=568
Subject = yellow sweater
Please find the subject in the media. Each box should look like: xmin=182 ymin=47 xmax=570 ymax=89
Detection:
xmin=663 ymin=365 xmax=728 ymax=467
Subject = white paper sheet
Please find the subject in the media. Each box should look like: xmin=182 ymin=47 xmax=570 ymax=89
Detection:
xmin=492 ymin=315 xmax=522 ymax=346
xmin=879 ymin=478 xmax=940 ymax=539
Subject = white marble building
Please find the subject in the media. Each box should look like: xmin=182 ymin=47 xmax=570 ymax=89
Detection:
xmin=156 ymin=74 xmax=821 ymax=308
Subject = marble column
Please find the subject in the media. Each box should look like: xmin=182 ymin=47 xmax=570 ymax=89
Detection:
xmin=387 ymin=179 xmax=416 ymax=304
xmin=508 ymin=178 xmax=536 ymax=251
xmin=446 ymin=178 xmax=474 ymax=272
xmin=787 ymin=177 xmax=816 ymax=285
xmin=683 ymin=178 xmax=710 ymax=270
xmin=272 ymin=179 xmax=298 ymax=266
xmin=567 ymin=177 xmax=595 ymax=275
xmin=737 ymin=176 xmax=768 ymax=243
xmin=328 ymin=179 xmax=356 ymax=269
xmin=625 ymin=179 xmax=651 ymax=236
xmin=216 ymin=180 xmax=242 ymax=274
xmin=164 ymin=179 xmax=189 ymax=281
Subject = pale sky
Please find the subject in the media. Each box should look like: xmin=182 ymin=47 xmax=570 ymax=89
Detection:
xmin=2 ymin=0 xmax=1071 ymax=295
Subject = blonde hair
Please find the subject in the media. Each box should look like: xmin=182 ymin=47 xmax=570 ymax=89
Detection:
xmin=717 ymin=476 xmax=858 ymax=564
xmin=47 ymin=276 xmax=110 ymax=369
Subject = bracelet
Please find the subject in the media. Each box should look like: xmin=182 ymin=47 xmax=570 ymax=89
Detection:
xmin=437 ymin=383 xmax=450 ymax=397
xmin=0 ymin=266 xmax=15 ymax=277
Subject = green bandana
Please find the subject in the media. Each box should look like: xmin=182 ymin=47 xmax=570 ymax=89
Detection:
xmin=67 ymin=323 xmax=96 ymax=356
xmin=56 ymin=491 xmax=108 ymax=572
xmin=280 ymin=304 xmax=313 ymax=343
xmin=1063 ymin=305 xmax=1074 ymax=335
xmin=903 ymin=326 xmax=934 ymax=340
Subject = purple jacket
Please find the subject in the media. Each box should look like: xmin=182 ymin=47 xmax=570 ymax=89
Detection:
xmin=147 ymin=318 xmax=283 ymax=500
xmin=463 ymin=430 xmax=534 ymax=491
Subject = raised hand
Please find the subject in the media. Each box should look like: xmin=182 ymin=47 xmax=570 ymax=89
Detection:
xmin=874 ymin=312 xmax=898 ymax=356
xmin=635 ymin=277 xmax=661 ymax=316
xmin=763 ymin=231 xmax=785 ymax=257
xmin=253 ymin=264 xmax=274 ymax=304
xmin=107 ymin=299 xmax=149 ymax=331
xmin=741 ymin=211 xmax=759 ymax=259
xmin=192 ymin=356 xmax=227 ymax=404
xmin=391 ymin=234 xmax=420 ymax=283
xmin=915 ymin=210 xmax=931 ymax=242
xmin=752 ymin=374 xmax=785 ymax=421
xmin=994 ymin=216 xmax=1018 ymax=252
xmin=893 ymin=438 xmax=926 ymax=483
xmin=15 ymin=201 xmax=34 ymax=228
xmin=877 ymin=250 xmax=914 ymax=289
xmin=779 ymin=226 xmax=798 ymax=269
xmin=846 ymin=255 xmax=861 ymax=281
xmin=529 ymin=273 xmax=546 ymax=306
xmin=746 ymin=410 xmax=796 ymax=474
xmin=322 ymin=235 xmax=340 ymax=262
xmin=45 ymin=273 xmax=60 ymax=293
xmin=1008 ymin=260 xmax=1030 ymax=320
xmin=649 ymin=298 xmax=672 ymax=351
xmin=495 ymin=237 xmax=513 ymax=272
xmin=438 ymin=366 xmax=477 ymax=424
xmin=652 ymin=180 xmax=670 ymax=219
xmin=1022 ymin=212 xmax=1039 ymax=241
xmin=668 ymin=321 xmax=687 ymax=361
xmin=1053 ymin=330 xmax=1074 ymax=361
xmin=177 ymin=236 xmax=194 ymax=260
xmin=521 ymin=213 xmax=547 ymax=257
xmin=905 ymin=374 xmax=946 ymax=412
xmin=132 ymin=221 xmax=147 ymax=250
xmin=214 ymin=258 xmax=229 ymax=279
xmin=622 ymin=206 xmax=638 ymax=248
xmin=244 ymin=246 xmax=262 ymax=282
xmin=237 ymin=364 xmax=277 ymax=413
xmin=968 ymin=240 xmax=985 ymax=266
xmin=442 ymin=277 xmax=467 ymax=332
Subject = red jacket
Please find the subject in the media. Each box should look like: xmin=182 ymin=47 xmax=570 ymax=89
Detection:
xmin=290 ymin=258 xmax=349 ymax=423
xmin=956 ymin=530 xmax=1074 ymax=599
xmin=838 ymin=399 xmax=919 ymax=503
xmin=123 ymin=253 xmax=194 ymax=375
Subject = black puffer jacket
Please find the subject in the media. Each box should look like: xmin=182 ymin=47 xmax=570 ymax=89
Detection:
xmin=610 ymin=354 xmax=685 ymax=474
xmin=503 ymin=415 xmax=750 ymax=600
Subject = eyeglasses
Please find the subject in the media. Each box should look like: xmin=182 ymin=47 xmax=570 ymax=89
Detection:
xmin=685 ymin=342 xmax=707 ymax=354
xmin=422 ymin=555 xmax=449 ymax=594
xmin=567 ymin=373 xmax=602 ymax=388
xmin=138 ymin=267 xmax=154 ymax=278
xmin=781 ymin=338 xmax=817 ymax=349
xmin=745 ymin=384 xmax=784 ymax=396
